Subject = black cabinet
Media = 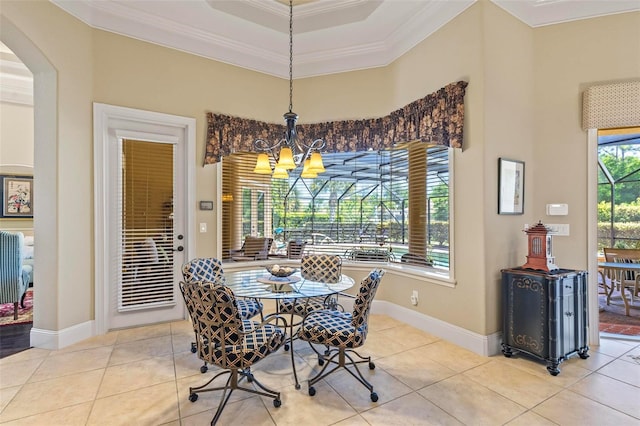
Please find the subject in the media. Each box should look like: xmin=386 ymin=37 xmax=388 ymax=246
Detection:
xmin=501 ymin=267 xmax=589 ymax=375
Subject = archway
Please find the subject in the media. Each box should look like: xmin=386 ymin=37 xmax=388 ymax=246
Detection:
xmin=1 ymin=15 xmax=58 ymax=347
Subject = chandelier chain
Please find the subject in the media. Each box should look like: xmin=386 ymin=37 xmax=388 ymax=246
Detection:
xmin=289 ymin=0 xmax=293 ymax=113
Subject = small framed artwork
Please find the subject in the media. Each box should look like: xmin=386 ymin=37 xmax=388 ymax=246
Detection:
xmin=498 ymin=158 xmax=524 ymax=215
xmin=1 ymin=175 xmax=34 ymax=218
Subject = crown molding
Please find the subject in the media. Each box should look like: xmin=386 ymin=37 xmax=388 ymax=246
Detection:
xmin=50 ymin=0 xmax=475 ymax=79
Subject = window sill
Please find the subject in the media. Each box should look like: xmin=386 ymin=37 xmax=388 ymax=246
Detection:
xmin=221 ymin=258 xmax=456 ymax=288
xmin=342 ymin=260 xmax=456 ymax=288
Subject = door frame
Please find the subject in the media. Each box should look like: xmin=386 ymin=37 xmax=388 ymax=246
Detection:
xmin=587 ymin=129 xmax=599 ymax=347
xmin=93 ymin=103 xmax=196 ymax=334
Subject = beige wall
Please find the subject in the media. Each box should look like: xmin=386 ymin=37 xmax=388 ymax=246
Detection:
xmin=1 ymin=0 xmax=639 ymax=339
xmin=1 ymin=0 xmax=93 ymax=330
xmin=533 ymin=12 xmax=640 ymax=270
xmin=0 ymin=102 xmax=34 ymax=231
xmin=0 ymin=102 xmax=33 ymax=166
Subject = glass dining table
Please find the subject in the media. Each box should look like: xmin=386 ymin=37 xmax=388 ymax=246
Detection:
xmin=224 ymin=267 xmax=355 ymax=388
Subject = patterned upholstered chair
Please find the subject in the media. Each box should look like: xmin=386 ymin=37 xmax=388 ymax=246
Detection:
xmin=182 ymin=257 xmax=264 ymax=372
xmin=277 ymin=254 xmax=343 ymax=318
xmin=180 ymin=281 xmax=286 ymax=424
xmin=298 ymin=268 xmax=385 ymax=402
xmin=0 ymin=231 xmax=29 ymax=320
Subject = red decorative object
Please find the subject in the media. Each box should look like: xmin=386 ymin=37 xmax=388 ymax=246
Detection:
xmin=522 ymin=221 xmax=558 ymax=272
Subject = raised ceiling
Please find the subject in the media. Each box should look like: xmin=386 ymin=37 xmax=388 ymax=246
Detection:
xmin=2 ymin=0 xmax=639 ymax=105
xmin=49 ymin=0 xmax=640 ymax=79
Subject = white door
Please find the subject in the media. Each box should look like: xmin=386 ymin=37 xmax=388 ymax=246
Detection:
xmin=94 ymin=104 xmax=195 ymax=332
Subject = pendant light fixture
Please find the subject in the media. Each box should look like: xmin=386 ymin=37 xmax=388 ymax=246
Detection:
xmin=253 ymin=0 xmax=325 ymax=179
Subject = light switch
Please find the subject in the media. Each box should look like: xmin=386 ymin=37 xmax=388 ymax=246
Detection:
xmin=199 ymin=223 xmax=207 ymax=233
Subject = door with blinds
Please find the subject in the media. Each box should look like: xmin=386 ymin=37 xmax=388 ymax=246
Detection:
xmin=94 ymin=103 xmax=194 ymax=333
xmin=108 ymin=136 xmax=185 ymax=329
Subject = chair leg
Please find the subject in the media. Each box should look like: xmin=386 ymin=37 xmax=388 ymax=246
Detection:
xmin=306 ymin=346 xmax=378 ymax=402
xmin=189 ymin=368 xmax=281 ymax=425
xmin=13 ymin=302 xmax=18 ymax=320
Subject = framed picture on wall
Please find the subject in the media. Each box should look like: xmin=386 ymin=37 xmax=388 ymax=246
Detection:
xmin=1 ymin=175 xmax=34 ymax=218
xmin=498 ymin=158 xmax=524 ymax=215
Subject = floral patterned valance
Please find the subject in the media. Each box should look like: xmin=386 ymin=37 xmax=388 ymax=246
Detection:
xmin=205 ymin=80 xmax=467 ymax=164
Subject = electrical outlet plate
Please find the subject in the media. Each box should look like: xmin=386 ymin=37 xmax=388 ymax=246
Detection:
xmin=546 ymin=223 xmax=570 ymax=236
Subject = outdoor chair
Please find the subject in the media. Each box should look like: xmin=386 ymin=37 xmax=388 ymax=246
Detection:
xmin=179 ymin=281 xmax=286 ymax=425
xmin=229 ymin=236 xmax=273 ymax=261
xmin=298 ymin=268 xmax=385 ymax=402
xmin=286 ymin=240 xmax=307 ymax=259
xmin=603 ymin=248 xmax=640 ymax=305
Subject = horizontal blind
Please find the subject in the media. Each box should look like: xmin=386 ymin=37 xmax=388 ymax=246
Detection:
xmin=119 ymin=139 xmax=175 ymax=311
xmin=222 ymin=145 xmax=449 ymax=271
xmin=222 ymin=153 xmax=274 ymax=260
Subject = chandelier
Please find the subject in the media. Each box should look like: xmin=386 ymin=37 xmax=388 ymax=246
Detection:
xmin=253 ymin=0 xmax=325 ymax=179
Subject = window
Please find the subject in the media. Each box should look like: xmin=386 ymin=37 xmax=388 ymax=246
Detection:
xmin=597 ymin=127 xmax=640 ymax=249
xmin=222 ymin=143 xmax=451 ymax=275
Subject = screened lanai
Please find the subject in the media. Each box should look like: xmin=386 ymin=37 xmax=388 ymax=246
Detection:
xmin=221 ymin=144 xmax=451 ymax=272
xmin=597 ymin=127 xmax=640 ymax=249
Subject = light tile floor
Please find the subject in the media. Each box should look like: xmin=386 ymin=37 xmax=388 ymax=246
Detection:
xmin=1 ymin=315 xmax=639 ymax=425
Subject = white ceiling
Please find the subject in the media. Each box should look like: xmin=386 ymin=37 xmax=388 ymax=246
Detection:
xmin=2 ymin=0 xmax=639 ymax=105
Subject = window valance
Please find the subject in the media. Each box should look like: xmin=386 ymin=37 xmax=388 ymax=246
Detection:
xmin=582 ymin=80 xmax=640 ymax=130
xmin=205 ymin=80 xmax=467 ymax=164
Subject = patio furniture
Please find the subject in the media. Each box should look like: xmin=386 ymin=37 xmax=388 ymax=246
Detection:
xmin=230 ymin=236 xmax=273 ymax=261
xmin=603 ymin=248 xmax=640 ymax=306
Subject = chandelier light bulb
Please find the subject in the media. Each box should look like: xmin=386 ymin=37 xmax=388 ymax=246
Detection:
xmin=276 ymin=147 xmax=296 ymax=169
xmin=308 ymin=152 xmax=326 ymax=173
xmin=253 ymin=153 xmax=272 ymax=174
xmin=272 ymin=166 xmax=289 ymax=179
xmin=301 ymin=159 xmax=318 ymax=178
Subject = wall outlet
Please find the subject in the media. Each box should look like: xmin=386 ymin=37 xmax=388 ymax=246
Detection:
xmin=410 ymin=290 xmax=419 ymax=306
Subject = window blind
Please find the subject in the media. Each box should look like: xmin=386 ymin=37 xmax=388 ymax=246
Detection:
xmin=119 ymin=139 xmax=175 ymax=311
xmin=222 ymin=144 xmax=450 ymax=271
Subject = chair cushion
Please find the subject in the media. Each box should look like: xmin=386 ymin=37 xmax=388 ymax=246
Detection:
xmin=298 ymin=310 xmax=367 ymax=349
xmin=182 ymin=258 xmax=261 ymax=320
xmin=301 ymin=255 xmax=342 ymax=283
xmin=203 ymin=321 xmax=284 ymax=369
xmin=278 ymin=296 xmax=325 ymax=316
xmin=236 ymin=298 xmax=263 ymax=320
xmin=182 ymin=258 xmax=225 ymax=284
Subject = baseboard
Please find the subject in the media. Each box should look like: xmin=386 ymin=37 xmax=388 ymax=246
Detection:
xmin=27 ymin=300 xmax=505 ymax=356
xmin=372 ymin=300 xmax=503 ymax=356
xmin=30 ymin=320 xmax=94 ymax=350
